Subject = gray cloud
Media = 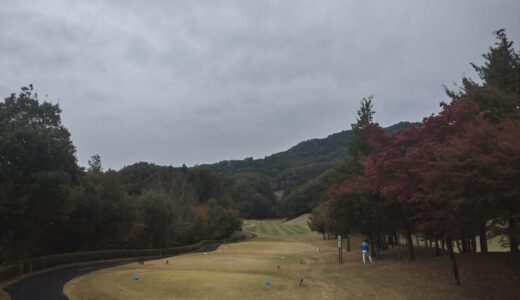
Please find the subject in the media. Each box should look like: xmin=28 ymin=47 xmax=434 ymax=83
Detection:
xmin=1 ymin=0 xmax=519 ymax=169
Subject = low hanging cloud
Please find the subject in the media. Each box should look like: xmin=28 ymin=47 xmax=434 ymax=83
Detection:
xmin=1 ymin=0 xmax=519 ymax=169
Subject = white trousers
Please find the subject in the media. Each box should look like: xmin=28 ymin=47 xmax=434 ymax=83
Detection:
xmin=362 ymin=250 xmax=373 ymax=264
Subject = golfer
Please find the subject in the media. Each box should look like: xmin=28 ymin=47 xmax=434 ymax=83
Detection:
xmin=361 ymin=240 xmax=373 ymax=264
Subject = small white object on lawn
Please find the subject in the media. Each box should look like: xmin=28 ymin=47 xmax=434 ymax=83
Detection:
xmin=204 ymin=252 xmax=207 ymax=255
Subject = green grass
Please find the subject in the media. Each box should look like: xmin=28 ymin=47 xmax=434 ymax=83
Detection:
xmin=65 ymin=217 xmax=519 ymax=300
xmin=247 ymin=220 xmax=310 ymax=237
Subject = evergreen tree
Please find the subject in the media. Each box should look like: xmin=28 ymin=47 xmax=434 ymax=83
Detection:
xmin=448 ymin=29 xmax=520 ymax=121
xmin=472 ymin=29 xmax=520 ymax=95
xmin=348 ymin=96 xmax=376 ymax=167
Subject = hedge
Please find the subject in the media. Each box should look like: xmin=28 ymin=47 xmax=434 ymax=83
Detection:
xmin=0 ymin=242 xmax=205 ymax=282
xmin=0 ymin=230 xmax=251 ymax=283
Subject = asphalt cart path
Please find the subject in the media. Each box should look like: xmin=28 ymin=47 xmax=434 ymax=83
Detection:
xmin=5 ymin=242 xmax=223 ymax=300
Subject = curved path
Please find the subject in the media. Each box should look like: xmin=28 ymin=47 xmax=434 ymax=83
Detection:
xmin=4 ymin=243 xmax=222 ymax=300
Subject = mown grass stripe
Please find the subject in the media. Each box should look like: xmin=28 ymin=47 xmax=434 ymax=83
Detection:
xmin=282 ymin=224 xmax=302 ymax=235
xmin=256 ymin=221 xmax=269 ymax=234
xmin=268 ymin=223 xmax=283 ymax=236
xmin=287 ymin=224 xmax=308 ymax=234
xmin=277 ymin=224 xmax=295 ymax=236
xmin=296 ymin=224 xmax=311 ymax=233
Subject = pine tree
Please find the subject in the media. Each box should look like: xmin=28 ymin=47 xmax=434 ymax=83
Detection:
xmin=472 ymin=29 xmax=520 ymax=95
xmin=448 ymin=29 xmax=520 ymax=121
xmin=348 ymin=96 xmax=376 ymax=164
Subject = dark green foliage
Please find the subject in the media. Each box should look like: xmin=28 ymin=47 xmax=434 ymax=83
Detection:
xmin=472 ymin=29 xmax=519 ymax=95
xmin=118 ymin=162 xmax=179 ymax=196
xmin=0 ymin=86 xmax=242 ymax=262
xmin=208 ymin=129 xmax=355 ymax=193
xmin=138 ymin=191 xmax=172 ymax=249
xmin=229 ymin=172 xmax=276 ymax=218
xmin=279 ymin=168 xmax=341 ymax=218
xmin=276 ymin=121 xmax=414 ymax=217
xmin=448 ymin=29 xmax=520 ymax=122
xmin=207 ymin=120 xmax=414 ymax=218
xmin=206 ymin=199 xmax=243 ymax=239
xmin=308 ymin=205 xmax=328 ymax=239
xmin=187 ymin=167 xmax=223 ymax=203
xmin=348 ymin=96 xmax=375 ymax=163
xmin=60 ymin=168 xmax=137 ymax=252
xmin=87 ymin=154 xmax=103 ymax=174
xmin=0 ymin=86 xmax=78 ymax=260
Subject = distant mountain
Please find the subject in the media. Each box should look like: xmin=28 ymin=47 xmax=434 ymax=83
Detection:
xmin=206 ymin=121 xmax=416 ymax=217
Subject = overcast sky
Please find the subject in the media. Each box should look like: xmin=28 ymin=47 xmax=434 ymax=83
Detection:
xmin=1 ymin=0 xmax=519 ymax=169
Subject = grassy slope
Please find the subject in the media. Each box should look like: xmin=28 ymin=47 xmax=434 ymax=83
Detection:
xmin=284 ymin=213 xmax=311 ymax=225
xmin=65 ymin=218 xmax=519 ymax=300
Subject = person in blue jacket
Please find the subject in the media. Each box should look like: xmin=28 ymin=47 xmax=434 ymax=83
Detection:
xmin=361 ymin=240 xmax=373 ymax=264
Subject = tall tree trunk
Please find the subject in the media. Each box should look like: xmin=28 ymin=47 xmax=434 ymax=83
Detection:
xmin=434 ymin=239 xmax=440 ymax=257
xmin=415 ymin=234 xmax=420 ymax=247
xmin=470 ymin=236 xmax=477 ymax=254
xmin=461 ymin=235 xmax=469 ymax=253
xmin=456 ymin=240 xmax=462 ymax=254
xmin=322 ymin=232 xmax=326 ymax=240
xmin=397 ymin=233 xmax=402 ymax=260
xmin=406 ymin=229 xmax=415 ymax=260
xmin=447 ymin=237 xmax=461 ymax=285
xmin=376 ymin=234 xmax=382 ymax=254
xmin=479 ymin=226 xmax=488 ymax=254
xmin=370 ymin=233 xmax=377 ymax=257
xmin=441 ymin=239 xmax=445 ymax=251
xmin=508 ymin=218 xmax=519 ymax=253
xmin=9 ymin=234 xmax=16 ymax=263
xmin=346 ymin=234 xmax=351 ymax=252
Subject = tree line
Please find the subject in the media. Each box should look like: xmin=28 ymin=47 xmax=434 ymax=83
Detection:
xmin=308 ymin=29 xmax=519 ymax=284
xmin=0 ymin=87 xmax=241 ymax=262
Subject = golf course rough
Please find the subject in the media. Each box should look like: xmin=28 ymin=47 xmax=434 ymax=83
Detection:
xmin=64 ymin=217 xmax=516 ymax=300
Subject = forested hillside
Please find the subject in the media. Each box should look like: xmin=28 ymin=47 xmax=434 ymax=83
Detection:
xmin=206 ymin=121 xmax=414 ymax=217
